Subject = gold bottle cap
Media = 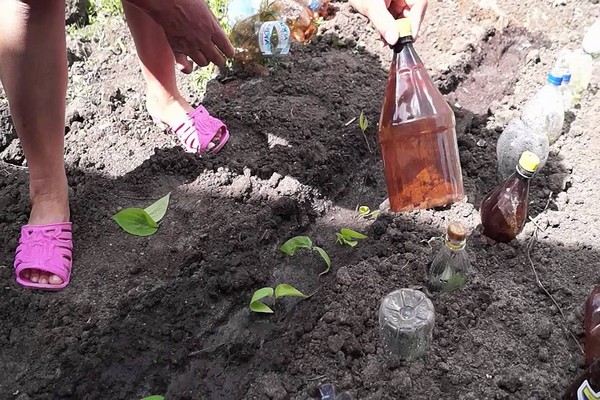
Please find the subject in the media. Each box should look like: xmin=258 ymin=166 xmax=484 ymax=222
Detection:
xmin=519 ymin=151 xmax=541 ymax=173
xmin=396 ymin=19 xmax=412 ymax=38
xmin=447 ymin=221 xmax=467 ymax=242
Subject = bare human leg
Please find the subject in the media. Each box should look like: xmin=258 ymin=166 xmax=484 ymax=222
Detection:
xmin=122 ymin=2 xmax=225 ymax=152
xmin=0 ymin=0 xmax=69 ymax=286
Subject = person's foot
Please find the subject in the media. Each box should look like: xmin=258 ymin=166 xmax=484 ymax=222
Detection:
xmin=146 ymin=90 xmax=219 ymax=152
xmin=20 ymin=174 xmax=70 ymax=286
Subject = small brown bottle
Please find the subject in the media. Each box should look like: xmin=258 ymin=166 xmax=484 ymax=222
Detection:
xmin=378 ymin=19 xmax=464 ymax=212
xmin=586 ymin=286 xmax=600 ymax=367
xmin=563 ymin=359 xmax=600 ymax=400
xmin=480 ymin=151 xmax=540 ymax=243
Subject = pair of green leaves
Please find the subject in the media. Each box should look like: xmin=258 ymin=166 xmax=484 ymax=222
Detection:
xmin=336 ymin=228 xmax=367 ymax=247
xmin=141 ymin=396 xmax=164 ymax=400
xmin=249 ymin=284 xmax=308 ymax=313
xmin=358 ymin=205 xmax=380 ymax=220
xmin=112 ymin=193 xmax=171 ymax=236
xmin=280 ymin=236 xmax=332 ymax=276
xmin=359 ymin=111 xmax=369 ymax=134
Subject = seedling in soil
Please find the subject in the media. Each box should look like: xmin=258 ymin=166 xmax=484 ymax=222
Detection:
xmin=280 ymin=236 xmax=332 ymax=276
xmin=112 ymin=192 xmax=171 ymax=237
xmin=249 ymin=284 xmax=308 ymax=313
xmin=358 ymin=111 xmax=372 ymax=153
xmin=336 ymin=228 xmax=367 ymax=247
xmin=141 ymin=396 xmax=164 ymax=400
xmin=358 ymin=205 xmax=380 ymax=220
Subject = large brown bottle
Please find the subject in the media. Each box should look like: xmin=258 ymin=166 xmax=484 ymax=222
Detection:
xmin=480 ymin=151 xmax=540 ymax=243
xmin=378 ymin=19 xmax=464 ymax=212
xmin=563 ymin=359 xmax=600 ymax=399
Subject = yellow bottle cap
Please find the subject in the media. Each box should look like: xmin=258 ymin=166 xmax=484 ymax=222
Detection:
xmin=519 ymin=151 xmax=540 ymax=173
xmin=397 ymin=19 xmax=412 ymax=38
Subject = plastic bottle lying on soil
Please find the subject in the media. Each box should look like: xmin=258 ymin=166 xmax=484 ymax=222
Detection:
xmin=480 ymin=151 xmax=540 ymax=243
xmin=378 ymin=288 xmax=435 ymax=360
xmin=378 ymin=19 xmax=464 ymax=212
xmin=521 ymin=71 xmax=564 ymax=145
xmin=496 ymin=117 xmax=549 ymax=181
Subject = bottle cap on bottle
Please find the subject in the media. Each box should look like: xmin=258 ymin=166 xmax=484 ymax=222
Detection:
xmin=563 ymin=72 xmax=572 ymax=83
xmin=547 ymin=72 xmax=563 ymax=86
xmin=518 ymin=151 xmax=541 ymax=173
xmin=396 ymin=19 xmax=412 ymax=38
xmin=447 ymin=221 xmax=467 ymax=242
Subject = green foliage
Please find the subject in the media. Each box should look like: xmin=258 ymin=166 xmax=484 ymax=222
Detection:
xmin=336 ymin=228 xmax=367 ymax=247
xmin=112 ymin=193 xmax=171 ymax=236
xmin=89 ymin=0 xmax=123 ymax=19
xmin=358 ymin=205 xmax=380 ymax=220
xmin=249 ymin=285 xmax=307 ymax=313
xmin=141 ymin=396 xmax=165 ymax=400
xmin=280 ymin=236 xmax=331 ymax=276
xmin=358 ymin=111 xmax=372 ymax=153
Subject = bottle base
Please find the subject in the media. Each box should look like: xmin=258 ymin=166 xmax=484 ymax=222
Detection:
xmin=388 ymin=193 xmax=465 ymax=213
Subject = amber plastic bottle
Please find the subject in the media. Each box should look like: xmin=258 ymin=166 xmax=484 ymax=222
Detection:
xmin=563 ymin=359 xmax=600 ymax=400
xmin=480 ymin=151 xmax=540 ymax=243
xmin=586 ymin=286 xmax=600 ymax=367
xmin=378 ymin=19 xmax=464 ymax=212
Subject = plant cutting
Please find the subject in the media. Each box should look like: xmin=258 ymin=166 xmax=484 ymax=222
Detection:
xmin=113 ymin=192 xmax=171 ymax=236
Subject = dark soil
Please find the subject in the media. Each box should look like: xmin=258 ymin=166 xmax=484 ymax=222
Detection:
xmin=1 ymin=1 xmax=600 ymax=399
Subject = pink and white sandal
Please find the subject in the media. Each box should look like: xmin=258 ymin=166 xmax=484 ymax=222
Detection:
xmin=154 ymin=105 xmax=230 ymax=154
xmin=14 ymin=222 xmax=73 ymax=291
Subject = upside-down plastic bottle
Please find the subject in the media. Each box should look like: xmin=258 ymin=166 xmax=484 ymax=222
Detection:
xmin=378 ymin=19 xmax=464 ymax=212
xmin=521 ymin=71 xmax=564 ymax=145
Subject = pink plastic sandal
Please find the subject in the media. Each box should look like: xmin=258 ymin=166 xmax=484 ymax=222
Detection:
xmin=154 ymin=105 xmax=230 ymax=154
xmin=14 ymin=222 xmax=73 ymax=291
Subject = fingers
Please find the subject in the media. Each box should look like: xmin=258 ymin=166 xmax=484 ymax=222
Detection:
xmin=404 ymin=0 xmax=428 ymax=39
xmin=366 ymin=0 xmax=400 ymax=45
xmin=189 ymin=50 xmax=209 ymax=69
xmin=175 ymin=53 xmax=194 ymax=74
xmin=212 ymin=30 xmax=235 ymax=59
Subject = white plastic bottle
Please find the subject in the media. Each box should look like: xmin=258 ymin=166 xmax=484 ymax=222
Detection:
xmin=561 ymin=71 xmax=574 ymax=112
xmin=496 ymin=118 xmax=550 ymax=181
xmin=582 ymin=11 xmax=600 ymax=57
xmin=521 ymin=71 xmax=565 ymax=145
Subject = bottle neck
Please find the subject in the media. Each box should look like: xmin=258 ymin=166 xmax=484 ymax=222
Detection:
xmin=445 ymin=236 xmax=466 ymax=251
xmin=516 ymin=164 xmax=535 ymax=179
xmin=393 ymin=36 xmax=415 ymax=53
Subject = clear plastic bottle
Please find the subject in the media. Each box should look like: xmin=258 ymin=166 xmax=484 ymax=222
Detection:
xmin=378 ymin=19 xmax=464 ymax=212
xmin=560 ymin=71 xmax=574 ymax=112
xmin=428 ymin=221 xmax=471 ymax=292
xmin=568 ymin=50 xmax=593 ymax=104
xmin=480 ymin=151 xmax=540 ymax=243
xmin=521 ymin=71 xmax=564 ymax=145
xmin=582 ymin=12 xmax=600 ymax=57
xmin=378 ymin=288 xmax=435 ymax=360
xmin=496 ymin=117 xmax=549 ymax=181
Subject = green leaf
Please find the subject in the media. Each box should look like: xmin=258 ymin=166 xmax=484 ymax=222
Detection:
xmin=340 ymin=228 xmax=368 ymax=239
xmin=249 ymin=287 xmax=274 ymax=313
xmin=335 ymin=233 xmax=345 ymax=244
xmin=141 ymin=396 xmax=165 ymax=400
xmin=359 ymin=111 xmax=369 ymax=132
xmin=280 ymin=236 xmax=313 ymax=256
xmin=358 ymin=206 xmax=371 ymax=215
xmin=313 ymin=246 xmax=332 ymax=276
xmin=144 ymin=192 xmax=171 ymax=223
xmin=112 ymin=208 xmax=158 ymax=236
xmin=346 ymin=240 xmax=358 ymax=247
xmin=275 ymin=284 xmax=307 ymax=299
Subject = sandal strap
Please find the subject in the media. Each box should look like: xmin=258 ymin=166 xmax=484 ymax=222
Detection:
xmin=173 ymin=106 xmax=230 ymax=154
xmin=14 ymin=222 xmax=73 ymax=283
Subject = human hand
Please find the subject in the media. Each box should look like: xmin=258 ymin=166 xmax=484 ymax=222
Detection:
xmin=125 ymin=0 xmax=235 ymax=68
xmin=349 ymin=0 xmax=428 ymax=45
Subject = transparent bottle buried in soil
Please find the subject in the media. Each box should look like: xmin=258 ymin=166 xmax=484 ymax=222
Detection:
xmin=562 ymin=359 xmax=600 ymax=400
xmin=227 ymin=0 xmax=317 ymax=72
xmin=582 ymin=12 xmax=600 ymax=57
xmin=378 ymin=19 xmax=464 ymax=212
xmin=521 ymin=71 xmax=564 ymax=145
xmin=561 ymin=71 xmax=574 ymax=112
xmin=555 ymin=49 xmax=593 ymax=104
xmin=378 ymin=288 xmax=435 ymax=360
xmin=480 ymin=151 xmax=540 ymax=243
xmin=317 ymin=383 xmax=352 ymax=400
xmin=428 ymin=221 xmax=471 ymax=292
xmin=586 ymin=286 xmax=600 ymax=367
xmin=496 ymin=117 xmax=549 ymax=181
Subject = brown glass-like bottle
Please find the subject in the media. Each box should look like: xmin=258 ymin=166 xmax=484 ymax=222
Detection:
xmin=378 ymin=19 xmax=464 ymax=212
xmin=586 ymin=286 xmax=600 ymax=367
xmin=480 ymin=151 xmax=540 ymax=243
xmin=563 ymin=359 xmax=600 ymax=400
